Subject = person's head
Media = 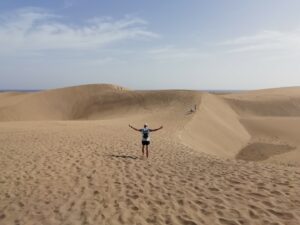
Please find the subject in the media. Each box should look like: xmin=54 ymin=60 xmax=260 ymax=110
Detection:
xmin=144 ymin=123 xmax=148 ymax=128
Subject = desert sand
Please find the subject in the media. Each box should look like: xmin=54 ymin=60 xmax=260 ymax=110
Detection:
xmin=0 ymin=84 xmax=299 ymax=225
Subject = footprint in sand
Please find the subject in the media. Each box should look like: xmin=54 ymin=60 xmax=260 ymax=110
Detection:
xmin=249 ymin=209 xmax=259 ymax=219
xmin=267 ymin=209 xmax=294 ymax=220
xmin=132 ymin=206 xmax=139 ymax=211
xmin=208 ymin=187 xmax=220 ymax=192
xmin=218 ymin=218 xmax=239 ymax=225
xmin=0 ymin=213 xmax=6 ymax=220
xmin=262 ymin=201 xmax=274 ymax=207
xmin=177 ymin=199 xmax=184 ymax=205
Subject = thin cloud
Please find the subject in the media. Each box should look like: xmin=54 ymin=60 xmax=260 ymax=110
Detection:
xmin=63 ymin=0 xmax=75 ymax=9
xmin=219 ymin=30 xmax=300 ymax=53
xmin=0 ymin=8 xmax=159 ymax=54
xmin=148 ymin=46 xmax=206 ymax=61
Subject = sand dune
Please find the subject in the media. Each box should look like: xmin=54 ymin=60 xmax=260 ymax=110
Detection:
xmin=1 ymin=84 xmax=298 ymax=164
xmin=223 ymin=87 xmax=300 ymax=117
xmin=223 ymin=88 xmax=300 ymax=165
xmin=180 ymin=93 xmax=250 ymax=158
xmin=0 ymin=84 xmax=201 ymax=121
xmin=0 ymin=85 xmax=299 ymax=225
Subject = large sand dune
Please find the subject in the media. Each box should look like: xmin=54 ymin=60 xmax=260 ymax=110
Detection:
xmin=0 ymin=84 xmax=299 ymax=225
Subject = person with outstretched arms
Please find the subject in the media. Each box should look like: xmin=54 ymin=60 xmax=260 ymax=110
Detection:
xmin=129 ymin=123 xmax=163 ymax=158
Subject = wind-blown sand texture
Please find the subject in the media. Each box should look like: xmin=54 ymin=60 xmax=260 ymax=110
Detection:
xmin=0 ymin=84 xmax=299 ymax=225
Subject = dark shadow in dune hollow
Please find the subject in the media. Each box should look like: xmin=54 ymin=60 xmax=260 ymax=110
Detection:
xmin=236 ymin=143 xmax=296 ymax=161
xmin=108 ymin=154 xmax=138 ymax=160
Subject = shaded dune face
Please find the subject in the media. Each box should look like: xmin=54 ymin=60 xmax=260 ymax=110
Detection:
xmin=0 ymin=84 xmax=300 ymax=164
xmin=236 ymin=143 xmax=295 ymax=161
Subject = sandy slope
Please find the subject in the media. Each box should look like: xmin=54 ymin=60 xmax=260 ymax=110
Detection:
xmin=180 ymin=93 xmax=250 ymax=158
xmin=0 ymin=85 xmax=300 ymax=225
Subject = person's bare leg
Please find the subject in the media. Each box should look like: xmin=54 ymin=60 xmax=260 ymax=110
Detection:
xmin=142 ymin=145 xmax=145 ymax=156
xmin=146 ymin=145 xmax=149 ymax=158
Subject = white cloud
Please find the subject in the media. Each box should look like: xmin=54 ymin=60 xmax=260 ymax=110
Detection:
xmin=219 ymin=29 xmax=300 ymax=53
xmin=0 ymin=8 xmax=159 ymax=54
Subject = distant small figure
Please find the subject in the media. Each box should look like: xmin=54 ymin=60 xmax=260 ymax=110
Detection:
xmin=129 ymin=123 xmax=163 ymax=158
xmin=189 ymin=105 xmax=197 ymax=113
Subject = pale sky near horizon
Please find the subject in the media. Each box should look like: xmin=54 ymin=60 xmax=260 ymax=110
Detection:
xmin=0 ymin=0 xmax=300 ymax=90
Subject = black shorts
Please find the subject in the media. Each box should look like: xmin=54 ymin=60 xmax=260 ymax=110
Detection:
xmin=142 ymin=140 xmax=150 ymax=146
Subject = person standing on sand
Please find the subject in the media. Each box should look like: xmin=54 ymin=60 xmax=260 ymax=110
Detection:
xmin=129 ymin=123 xmax=163 ymax=158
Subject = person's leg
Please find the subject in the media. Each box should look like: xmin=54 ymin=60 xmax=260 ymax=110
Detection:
xmin=142 ymin=144 xmax=145 ymax=156
xmin=146 ymin=145 xmax=149 ymax=158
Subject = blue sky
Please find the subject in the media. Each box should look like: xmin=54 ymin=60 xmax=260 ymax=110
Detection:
xmin=1 ymin=1 xmax=300 ymax=90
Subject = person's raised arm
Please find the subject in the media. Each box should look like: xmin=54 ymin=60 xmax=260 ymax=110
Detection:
xmin=150 ymin=125 xmax=163 ymax=132
xmin=129 ymin=124 xmax=140 ymax=132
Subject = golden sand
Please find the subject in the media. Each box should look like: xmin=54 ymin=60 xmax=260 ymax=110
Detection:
xmin=0 ymin=84 xmax=299 ymax=225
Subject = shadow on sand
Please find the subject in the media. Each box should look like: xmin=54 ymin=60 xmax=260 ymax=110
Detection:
xmin=108 ymin=154 xmax=139 ymax=160
xmin=185 ymin=109 xmax=195 ymax=115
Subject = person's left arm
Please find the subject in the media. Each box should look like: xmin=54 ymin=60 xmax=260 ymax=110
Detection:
xmin=150 ymin=125 xmax=163 ymax=132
